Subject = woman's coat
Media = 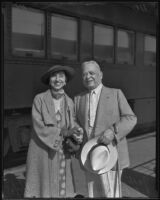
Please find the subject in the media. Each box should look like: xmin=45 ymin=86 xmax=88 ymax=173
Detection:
xmin=24 ymin=89 xmax=77 ymax=197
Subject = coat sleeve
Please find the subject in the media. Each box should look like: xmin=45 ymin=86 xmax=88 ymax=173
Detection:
xmin=32 ymin=95 xmax=62 ymax=151
xmin=112 ymin=89 xmax=137 ymax=143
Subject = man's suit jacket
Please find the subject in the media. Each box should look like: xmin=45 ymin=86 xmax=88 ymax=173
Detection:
xmin=74 ymin=86 xmax=137 ymax=169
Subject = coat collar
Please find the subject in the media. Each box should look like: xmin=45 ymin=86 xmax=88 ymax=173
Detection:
xmin=43 ymin=89 xmax=57 ymax=125
xmin=42 ymin=89 xmax=71 ymax=125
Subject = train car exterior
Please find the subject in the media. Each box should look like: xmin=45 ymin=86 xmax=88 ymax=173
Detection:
xmin=2 ymin=2 xmax=157 ymax=168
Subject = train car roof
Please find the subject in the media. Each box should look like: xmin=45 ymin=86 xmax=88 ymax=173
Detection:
xmin=8 ymin=2 xmax=158 ymax=17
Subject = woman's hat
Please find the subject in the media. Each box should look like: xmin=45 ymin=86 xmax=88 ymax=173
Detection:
xmin=81 ymin=137 xmax=118 ymax=174
xmin=41 ymin=65 xmax=75 ymax=85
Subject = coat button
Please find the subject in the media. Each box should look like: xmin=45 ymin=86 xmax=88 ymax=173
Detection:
xmin=60 ymin=190 xmax=65 ymax=196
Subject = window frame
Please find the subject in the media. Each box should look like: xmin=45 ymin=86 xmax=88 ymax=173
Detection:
xmin=50 ymin=13 xmax=79 ymax=61
xmin=11 ymin=5 xmax=46 ymax=58
xmin=93 ymin=22 xmax=115 ymax=64
xmin=143 ymin=34 xmax=156 ymax=67
xmin=115 ymin=28 xmax=135 ymax=65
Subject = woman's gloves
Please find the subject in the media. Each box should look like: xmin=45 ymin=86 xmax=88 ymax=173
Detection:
xmin=61 ymin=127 xmax=83 ymax=143
xmin=61 ymin=127 xmax=84 ymax=154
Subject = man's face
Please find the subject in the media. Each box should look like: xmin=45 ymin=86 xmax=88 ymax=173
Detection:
xmin=49 ymin=71 xmax=66 ymax=91
xmin=82 ymin=63 xmax=103 ymax=90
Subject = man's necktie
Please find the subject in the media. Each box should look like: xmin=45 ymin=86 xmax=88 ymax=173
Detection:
xmin=89 ymin=90 xmax=96 ymax=127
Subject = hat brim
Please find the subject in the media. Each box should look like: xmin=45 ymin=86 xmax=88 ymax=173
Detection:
xmin=41 ymin=65 xmax=75 ymax=85
xmin=81 ymin=137 xmax=118 ymax=174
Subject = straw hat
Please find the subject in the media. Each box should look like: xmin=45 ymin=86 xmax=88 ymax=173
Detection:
xmin=41 ymin=65 xmax=75 ymax=85
xmin=81 ymin=137 xmax=118 ymax=174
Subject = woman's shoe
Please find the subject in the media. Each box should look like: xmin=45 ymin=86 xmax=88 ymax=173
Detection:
xmin=74 ymin=194 xmax=84 ymax=198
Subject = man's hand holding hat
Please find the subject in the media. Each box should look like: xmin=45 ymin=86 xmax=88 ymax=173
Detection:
xmin=98 ymin=129 xmax=115 ymax=145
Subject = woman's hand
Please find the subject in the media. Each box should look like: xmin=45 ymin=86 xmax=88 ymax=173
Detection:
xmin=60 ymin=127 xmax=77 ymax=137
xmin=65 ymin=138 xmax=80 ymax=152
xmin=60 ymin=127 xmax=69 ymax=137
xmin=60 ymin=127 xmax=83 ymax=143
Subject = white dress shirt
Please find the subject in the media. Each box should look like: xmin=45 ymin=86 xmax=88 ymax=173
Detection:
xmin=88 ymin=83 xmax=103 ymax=128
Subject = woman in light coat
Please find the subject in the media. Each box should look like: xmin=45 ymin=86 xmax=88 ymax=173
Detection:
xmin=24 ymin=65 xmax=83 ymax=198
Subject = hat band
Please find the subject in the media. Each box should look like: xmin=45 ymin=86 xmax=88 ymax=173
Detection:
xmin=90 ymin=143 xmax=110 ymax=153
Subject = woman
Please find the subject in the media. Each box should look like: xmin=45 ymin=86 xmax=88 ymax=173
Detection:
xmin=24 ymin=65 xmax=83 ymax=198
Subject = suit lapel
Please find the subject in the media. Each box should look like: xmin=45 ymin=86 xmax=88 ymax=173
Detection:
xmin=79 ymin=87 xmax=113 ymax=137
xmin=94 ymin=86 xmax=112 ymax=129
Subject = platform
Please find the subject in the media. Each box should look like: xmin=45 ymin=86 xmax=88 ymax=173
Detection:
xmin=3 ymin=132 xmax=158 ymax=198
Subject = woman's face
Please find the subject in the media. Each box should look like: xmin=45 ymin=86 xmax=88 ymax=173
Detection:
xmin=49 ymin=71 xmax=66 ymax=91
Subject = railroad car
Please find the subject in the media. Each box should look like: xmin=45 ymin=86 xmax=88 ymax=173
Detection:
xmin=2 ymin=2 xmax=157 ymax=168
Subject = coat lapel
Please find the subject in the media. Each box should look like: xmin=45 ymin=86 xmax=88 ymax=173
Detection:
xmin=43 ymin=89 xmax=57 ymax=125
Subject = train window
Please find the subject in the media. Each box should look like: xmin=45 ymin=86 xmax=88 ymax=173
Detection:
xmin=144 ymin=35 xmax=156 ymax=67
xmin=116 ymin=29 xmax=134 ymax=65
xmin=94 ymin=24 xmax=114 ymax=63
xmin=51 ymin=14 xmax=77 ymax=60
xmin=12 ymin=7 xmax=45 ymax=57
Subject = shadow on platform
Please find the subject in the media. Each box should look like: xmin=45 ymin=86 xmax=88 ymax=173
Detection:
xmin=3 ymin=173 xmax=25 ymax=198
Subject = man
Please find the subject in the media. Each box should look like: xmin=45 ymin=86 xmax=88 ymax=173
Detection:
xmin=74 ymin=60 xmax=137 ymax=197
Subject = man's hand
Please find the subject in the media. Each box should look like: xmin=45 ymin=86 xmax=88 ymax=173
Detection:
xmin=98 ymin=129 xmax=114 ymax=145
xmin=72 ymin=127 xmax=83 ymax=144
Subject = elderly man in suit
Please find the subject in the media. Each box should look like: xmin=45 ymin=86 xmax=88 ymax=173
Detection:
xmin=74 ymin=60 xmax=137 ymax=197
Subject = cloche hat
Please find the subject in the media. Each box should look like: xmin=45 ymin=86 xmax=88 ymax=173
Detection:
xmin=81 ymin=136 xmax=118 ymax=174
xmin=41 ymin=65 xmax=75 ymax=85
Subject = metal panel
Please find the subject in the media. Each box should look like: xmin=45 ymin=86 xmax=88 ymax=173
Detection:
xmin=80 ymin=20 xmax=93 ymax=61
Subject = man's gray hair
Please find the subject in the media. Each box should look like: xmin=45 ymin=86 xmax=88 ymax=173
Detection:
xmin=81 ymin=60 xmax=101 ymax=71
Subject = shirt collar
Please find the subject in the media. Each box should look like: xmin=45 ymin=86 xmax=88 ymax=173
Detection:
xmin=91 ymin=83 xmax=103 ymax=95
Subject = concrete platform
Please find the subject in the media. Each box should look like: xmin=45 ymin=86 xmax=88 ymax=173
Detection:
xmin=3 ymin=132 xmax=158 ymax=198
